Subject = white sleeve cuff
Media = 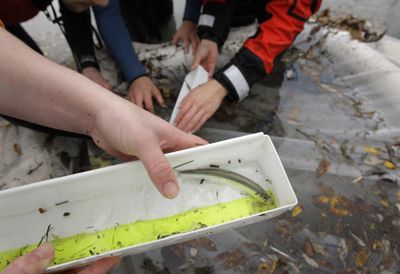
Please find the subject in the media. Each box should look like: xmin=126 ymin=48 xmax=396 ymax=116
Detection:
xmin=198 ymin=14 xmax=215 ymax=27
xmin=223 ymin=65 xmax=250 ymax=101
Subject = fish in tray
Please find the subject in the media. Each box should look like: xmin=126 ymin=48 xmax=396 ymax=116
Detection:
xmin=178 ymin=167 xmax=271 ymax=201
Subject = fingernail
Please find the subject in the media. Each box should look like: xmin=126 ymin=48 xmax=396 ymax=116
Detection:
xmin=163 ymin=181 xmax=179 ymax=198
xmin=33 ymin=243 xmax=54 ymax=260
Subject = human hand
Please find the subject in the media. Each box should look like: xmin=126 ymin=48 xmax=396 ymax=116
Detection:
xmin=89 ymin=98 xmax=208 ymax=198
xmin=191 ymin=39 xmax=218 ymax=76
xmin=127 ymin=76 xmax=165 ymax=114
xmin=82 ymin=67 xmax=112 ymax=90
xmin=2 ymin=243 xmax=120 ymax=274
xmin=172 ymin=20 xmax=200 ymax=54
xmin=174 ymin=80 xmax=227 ymax=133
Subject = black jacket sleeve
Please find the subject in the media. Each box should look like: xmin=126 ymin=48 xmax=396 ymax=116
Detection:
xmin=197 ymin=0 xmax=238 ymax=47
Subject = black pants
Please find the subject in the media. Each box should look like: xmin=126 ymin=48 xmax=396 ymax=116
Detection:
xmin=119 ymin=0 xmax=175 ymax=43
xmin=3 ymin=24 xmax=86 ymax=138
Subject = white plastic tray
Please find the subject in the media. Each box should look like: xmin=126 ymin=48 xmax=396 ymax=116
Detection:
xmin=0 ymin=133 xmax=297 ymax=272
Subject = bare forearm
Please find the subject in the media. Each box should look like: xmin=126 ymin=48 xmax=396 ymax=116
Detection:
xmin=0 ymin=29 xmax=209 ymax=200
xmin=0 ymin=28 xmax=117 ymax=135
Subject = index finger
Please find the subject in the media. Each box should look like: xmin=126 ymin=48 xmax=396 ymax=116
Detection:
xmin=172 ymin=34 xmax=181 ymax=46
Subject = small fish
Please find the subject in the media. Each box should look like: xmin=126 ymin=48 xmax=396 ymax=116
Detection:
xmin=178 ymin=168 xmax=270 ymax=201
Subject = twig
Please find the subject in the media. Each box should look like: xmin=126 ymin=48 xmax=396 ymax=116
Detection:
xmin=268 ymin=245 xmax=297 ymax=263
xmin=27 ymin=162 xmax=43 ymax=175
xmin=173 ymin=160 xmax=194 ymax=169
xmin=37 ymin=224 xmax=52 ymax=247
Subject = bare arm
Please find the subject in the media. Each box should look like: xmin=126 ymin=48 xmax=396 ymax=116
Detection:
xmin=0 ymin=28 xmax=101 ymax=134
xmin=0 ymin=28 xmax=207 ymax=198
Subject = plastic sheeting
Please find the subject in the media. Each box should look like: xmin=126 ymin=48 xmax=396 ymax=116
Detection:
xmin=113 ymin=23 xmax=400 ymax=274
xmin=1 ymin=6 xmax=399 ymax=273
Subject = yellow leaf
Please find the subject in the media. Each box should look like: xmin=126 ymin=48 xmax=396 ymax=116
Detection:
xmin=380 ymin=199 xmax=390 ymax=208
xmin=330 ymin=196 xmax=350 ymax=217
xmin=258 ymin=261 xmax=277 ymax=274
xmin=292 ymin=205 xmax=303 ymax=218
xmin=89 ymin=156 xmax=112 ymax=169
xmin=355 ymin=249 xmax=369 ymax=268
xmin=318 ymin=195 xmax=330 ymax=204
xmin=363 ymin=146 xmax=380 ymax=155
xmin=383 ymin=160 xmax=396 ymax=170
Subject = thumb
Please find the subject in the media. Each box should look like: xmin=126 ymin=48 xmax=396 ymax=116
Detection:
xmin=191 ymin=51 xmax=202 ymax=70
xmin=3 ymin=243 xmax=54 ymax=274
xmin=137 ymin=141 xmax=180 ymax=199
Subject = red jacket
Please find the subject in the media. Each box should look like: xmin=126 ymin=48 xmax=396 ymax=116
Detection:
xmin=198 ymin=0 xmax=322 ymax=101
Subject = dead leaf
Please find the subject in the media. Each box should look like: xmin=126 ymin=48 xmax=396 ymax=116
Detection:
xmin=302 ymin=253 xmax=318 ymax=268
xmin=363 ymin=111 xmax=376 ymax=119
xmin=315 ymin=195 xmax=330 ymax=205
xmin=172 ymin=244 xmax=185 ymax=258
xmin=355 ymin=248 xmax=369 ymax=268
xmin=257 ymin=261 xmax=277 ymax=274
xmin=241 ymin=241 xmax=261 ymax=251
xmin=89 ymin=156 xmax=112 ymax=169
xmin=292 ymin=205 xmax=303 ymax=218
xmin=317 ymin=160 xmax=330 ymax=177
xmin=305 ymin=239 xmax=314 ymax=257
xmin=13 ymin=143 xmax=22 ymax=156
xmin=330 ymin=196 xmax=351 ymax=217
xmin=363 ymin=154 xmax=384 ymax=166
xmin=363 ymin=146 xmax=381 ymax=155
xmin=380 ymin=199 xmax=390 ymax=208
xmin=185 ymin=237 xmax=216 ymax=251
xmin=372 ymin=240 xmax=383 ymax=251
xmin=287 ymin=262 xmax=301 ymax=274
xmin=335 ymin=221 xmax=344 ymax=234
xmin=312 ymin=243 xmax=328 ymax=256
xmin=383 ymin=160 xmax=396 ymax=170
xmin=318 ymin=259 xmax=334 ymax=269
xmin=381 ymin=239 xmax=391 ymax=255
xmin=275 ymin=225 xmax=291 ymax=237
xmin=190 ymin=247 xmax=198 ymax=257
xmin=339 ymin=238 xmax=348 ymax=267
xmin=305 ymin=48 xmax=317 ymax=59
xmin=215 ymin=250 xmax=246 ymax=269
